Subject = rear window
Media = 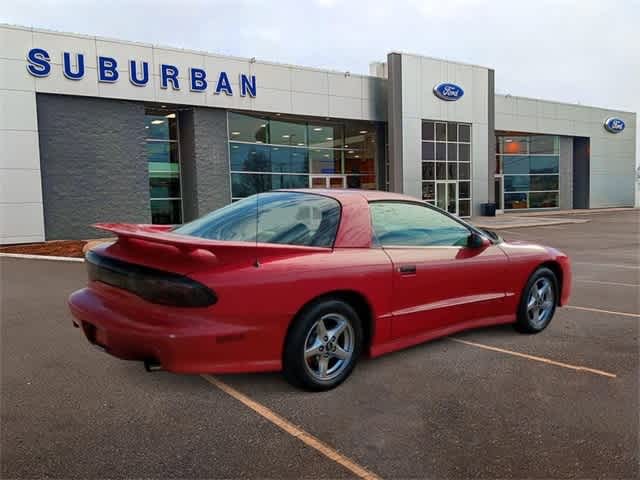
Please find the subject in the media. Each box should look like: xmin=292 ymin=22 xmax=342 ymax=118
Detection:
xmin=173 ymin=192 xmax=341 ymax=248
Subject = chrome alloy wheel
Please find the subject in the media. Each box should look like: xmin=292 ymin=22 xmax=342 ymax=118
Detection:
xmin=527 ymin=277 xmax=555 ymax=328
xmin=303 ymin=313 xmax=355 ymax=382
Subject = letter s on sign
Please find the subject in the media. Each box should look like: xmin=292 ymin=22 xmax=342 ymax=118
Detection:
xmin=27 ymin=48 xmax=51 ymax=77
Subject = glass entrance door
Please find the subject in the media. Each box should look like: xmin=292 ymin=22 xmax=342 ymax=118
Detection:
xmin=309 ymin=175 xmax=347 ymax=189
xmin=436 ymin=181 xmax=458 ymax=215
xmin=494 ymin=174 xmax=504 ymax=213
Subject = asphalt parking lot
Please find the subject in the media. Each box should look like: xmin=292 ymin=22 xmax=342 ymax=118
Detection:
xmin=1 ymin=210 xmax=638 ymax=479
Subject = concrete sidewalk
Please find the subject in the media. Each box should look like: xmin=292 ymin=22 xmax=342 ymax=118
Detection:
xmin=471 ymin=206 xmax=637 ymax=229
xmin=470 ymin=215 xmax=590 ymax=229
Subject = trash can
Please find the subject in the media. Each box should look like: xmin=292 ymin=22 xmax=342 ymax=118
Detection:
xmin=481 ymin=203 xmax=497 ymax=217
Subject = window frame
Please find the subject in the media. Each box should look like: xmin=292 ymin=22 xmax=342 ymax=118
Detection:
xmin=145 ymin=109 xmax=184 ymax=225
xmin=368 ymin=199 xmax=488 ymax=249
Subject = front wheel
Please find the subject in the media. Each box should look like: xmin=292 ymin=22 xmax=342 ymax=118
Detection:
xmin=283 ymin=300 xmax=362 ymax=391
xmin=515 ymin=267 xmax=558 ymax=334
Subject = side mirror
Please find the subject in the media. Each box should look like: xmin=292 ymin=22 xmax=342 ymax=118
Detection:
xmin=467 ymin=232 xmax=489 ymax=249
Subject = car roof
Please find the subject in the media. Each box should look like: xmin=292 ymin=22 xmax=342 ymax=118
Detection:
xmin=277 ymin=188 xmax=422 ymax=203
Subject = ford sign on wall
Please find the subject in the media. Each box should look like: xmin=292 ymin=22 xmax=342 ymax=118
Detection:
xmin=604 ymin=117 xmax=625 ymax=134
xmin=433 ymin=83 xmax=464 ymax=101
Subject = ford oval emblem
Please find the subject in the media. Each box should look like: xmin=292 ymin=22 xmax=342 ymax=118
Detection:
xmin=433 ymin=82 xmax=464 ymax=101
xmin=604 ymin=117 xmax=625 ymax=133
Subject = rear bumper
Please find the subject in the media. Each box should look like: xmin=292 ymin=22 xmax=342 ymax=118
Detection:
xmin=68 ymin=287 xmax=281 ymax=374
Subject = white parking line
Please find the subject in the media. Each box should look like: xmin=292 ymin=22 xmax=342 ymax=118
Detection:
xmin=572 ymin=261 xmax=640 ymax=270
xmin=447 ymin=338 xmax=617 ymax=378
xmin=574 ymin=278 xmax=639 ymax=288
xmin=0 ymin=252 xmax=84 ymax=262
xmin=565 ymin=305 xmax=640 ymax=318
xmin=201 ymin=375 xmax=382 ymax=480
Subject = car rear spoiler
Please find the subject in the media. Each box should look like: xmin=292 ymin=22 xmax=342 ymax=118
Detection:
xmin=92 ymin=223 xmax=327 ymax=263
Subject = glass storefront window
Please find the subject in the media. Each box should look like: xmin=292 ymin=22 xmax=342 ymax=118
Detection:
xmin=421 ymin=120 xmax=472 ymax=216
xmin=146 ymin=109 xmax=182 ymax=224
xmin=228 ymin=112 xmax=269 ymax=143
xmin=458 ymin=124 xmax=471 ymax=143
xmin=497 ymin=133 xmax=560 ymax=210
xmin=530 ymin=192 xmax=559 ymax=208
xmin=145 ymin=114 xmax=177 ymax=140
xmin=309 ymin=124 xmax=343 ymax=148
xmin=150 ymin=199 xmax=182 ymax=224
xmin=530 ymin=155 xmax=559 ymax=174
xmin=498 ymin=136 xmax=528 ymax=154
xmin=228 ymin=112 xmax=377 ymax=199
xmin=458 ymin=144 xmax=470 ymax=162
xmin=310 ymin=149 xmax=339 ymax=174
xmin=422 ymin=122 xmax=434 ymax=141
xmin=422 ymin=142 xmax=435 ymax=161
xmin=530 ymin=135 xmax=559 ymax=154
xmin=504 ymin=193 xmax=528 ymax=209
xmin=270 ymin=119 xmax=307 ymax=146
xmin=231 ymin=173 xmax=309 ymax=197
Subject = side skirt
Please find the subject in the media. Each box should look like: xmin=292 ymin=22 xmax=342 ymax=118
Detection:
xmin=369 ymin=314 xmax=516 ymax=358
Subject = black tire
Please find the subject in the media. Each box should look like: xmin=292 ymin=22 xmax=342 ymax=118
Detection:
xmin=514 ymin=267 xmax=558 ymax=334
xmin=283 ymin=299 xmax=363 ymax=391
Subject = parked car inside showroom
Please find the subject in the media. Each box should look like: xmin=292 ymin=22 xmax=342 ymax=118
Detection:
xmin=68 ymin=189 xmax=571 ymax=391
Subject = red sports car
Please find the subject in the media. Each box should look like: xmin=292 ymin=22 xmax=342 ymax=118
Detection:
xmin=69 ymin=189 xmax=571 ymax=390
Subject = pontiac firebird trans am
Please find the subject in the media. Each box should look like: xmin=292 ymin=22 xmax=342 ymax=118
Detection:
xmin=69 ymin=189 xmax=571 ymax=391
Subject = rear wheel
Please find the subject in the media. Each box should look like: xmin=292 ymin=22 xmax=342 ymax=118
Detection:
xmin=515 ymin=267 xmax=557 ymax=333
xmin=283 ymin=300 xmax=362 ymax=391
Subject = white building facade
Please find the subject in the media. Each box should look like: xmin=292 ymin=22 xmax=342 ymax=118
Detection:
xmin=0 ymin=24 xmax=636 ymax=243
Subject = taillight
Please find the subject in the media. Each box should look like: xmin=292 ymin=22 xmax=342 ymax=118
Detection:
xmin=86 ymin=251 xmax=217 ymax=307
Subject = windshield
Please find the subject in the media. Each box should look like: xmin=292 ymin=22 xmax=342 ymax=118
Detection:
xmin=172 ymin=192 xmax=341 ymax=248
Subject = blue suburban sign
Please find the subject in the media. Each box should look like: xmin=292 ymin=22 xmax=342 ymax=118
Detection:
xmin=433 ymin=82 xmax=464 ymax=101
xmin=26 ymin=47 xmax=257 ymax=97
xmin=603 ymin=117 xmax=625 ymax=134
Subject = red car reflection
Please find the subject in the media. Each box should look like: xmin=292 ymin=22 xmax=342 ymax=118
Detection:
xmin=69 ymin=189 xmax=571 ymax=390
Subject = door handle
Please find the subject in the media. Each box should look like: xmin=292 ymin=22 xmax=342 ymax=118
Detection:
xmin=398 ymin=265 xmax=417 ymax=275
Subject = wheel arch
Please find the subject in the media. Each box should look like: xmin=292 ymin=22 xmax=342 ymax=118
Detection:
xmin=536 ymin=261 xmax=563 ymax=305
xmin=283 ymin=290 xmax=375 ymax=357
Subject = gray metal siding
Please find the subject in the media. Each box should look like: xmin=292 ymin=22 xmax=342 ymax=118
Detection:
xmin=36 ymin=93 xmax=149 ymax=240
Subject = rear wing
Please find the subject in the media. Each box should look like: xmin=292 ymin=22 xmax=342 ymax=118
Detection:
xmin=92 ymin=223 xmax=328 ymax=261
xmin=93 ymin=223 xmax=255 ymax=255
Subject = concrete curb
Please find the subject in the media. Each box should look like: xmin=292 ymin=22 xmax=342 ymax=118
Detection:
xmin=473 ymin=219 xmax=590 ymax=229
xmin=0 ymin=253 xmax=84 ymax=262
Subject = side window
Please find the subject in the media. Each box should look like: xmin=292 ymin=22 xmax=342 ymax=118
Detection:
xmin=370 ymin=202 xmax=470 ymax=247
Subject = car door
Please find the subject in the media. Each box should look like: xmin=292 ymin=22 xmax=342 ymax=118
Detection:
xmin=369 ymin=201 xmax=509 ymax=339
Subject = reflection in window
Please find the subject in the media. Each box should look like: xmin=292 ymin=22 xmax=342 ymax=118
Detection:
xmin=228 ymin=112 xmax=377 ymax=199
xmin=370 ymin=202 xmax=470 ymax=247
xmin=174 ymin=192 xmax=340 ymax=248
xmin=497 ymin=134 xmax=560 ymax=210
xmin=146 ymin=109 xmax=182 ymax=224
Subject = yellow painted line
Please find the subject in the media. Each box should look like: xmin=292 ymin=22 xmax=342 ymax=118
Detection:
xmin=201 ymin=374 xmax=382 ymax=480
xmin=447 ymin=338 xmax=617 ymax=378
xmin=565 ymin=305 xmax=640 ymax=318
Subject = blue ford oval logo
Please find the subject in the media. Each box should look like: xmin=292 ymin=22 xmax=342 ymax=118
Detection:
xmin=604 ymin=117 xmax=625 ymax=133
xmin=433 ymin=83 xmax=464 ymax=101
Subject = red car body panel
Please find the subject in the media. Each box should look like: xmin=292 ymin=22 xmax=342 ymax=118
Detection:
xmin=68 ymin=189 xmax=571 ymax=374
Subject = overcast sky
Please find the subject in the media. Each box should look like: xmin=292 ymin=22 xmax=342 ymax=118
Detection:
xmin=3 ymin=0 xmax=639 ymax=164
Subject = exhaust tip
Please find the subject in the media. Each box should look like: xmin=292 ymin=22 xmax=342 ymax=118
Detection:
xmin=144 ymin=360 xmax=163 ymax=372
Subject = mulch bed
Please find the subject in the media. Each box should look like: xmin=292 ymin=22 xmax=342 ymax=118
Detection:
xmin=0 ymin=240 xmax=88 ymax=258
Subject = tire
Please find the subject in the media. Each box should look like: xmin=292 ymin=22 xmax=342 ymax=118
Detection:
xmin=514 ymin=267 xmax=558 ymax=334
xmin=283 ymin=299 xmax=363 ymax=391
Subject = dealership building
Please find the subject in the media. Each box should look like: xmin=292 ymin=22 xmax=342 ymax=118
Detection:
xmin=1 ymin=24 xmax=637 ymax=244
